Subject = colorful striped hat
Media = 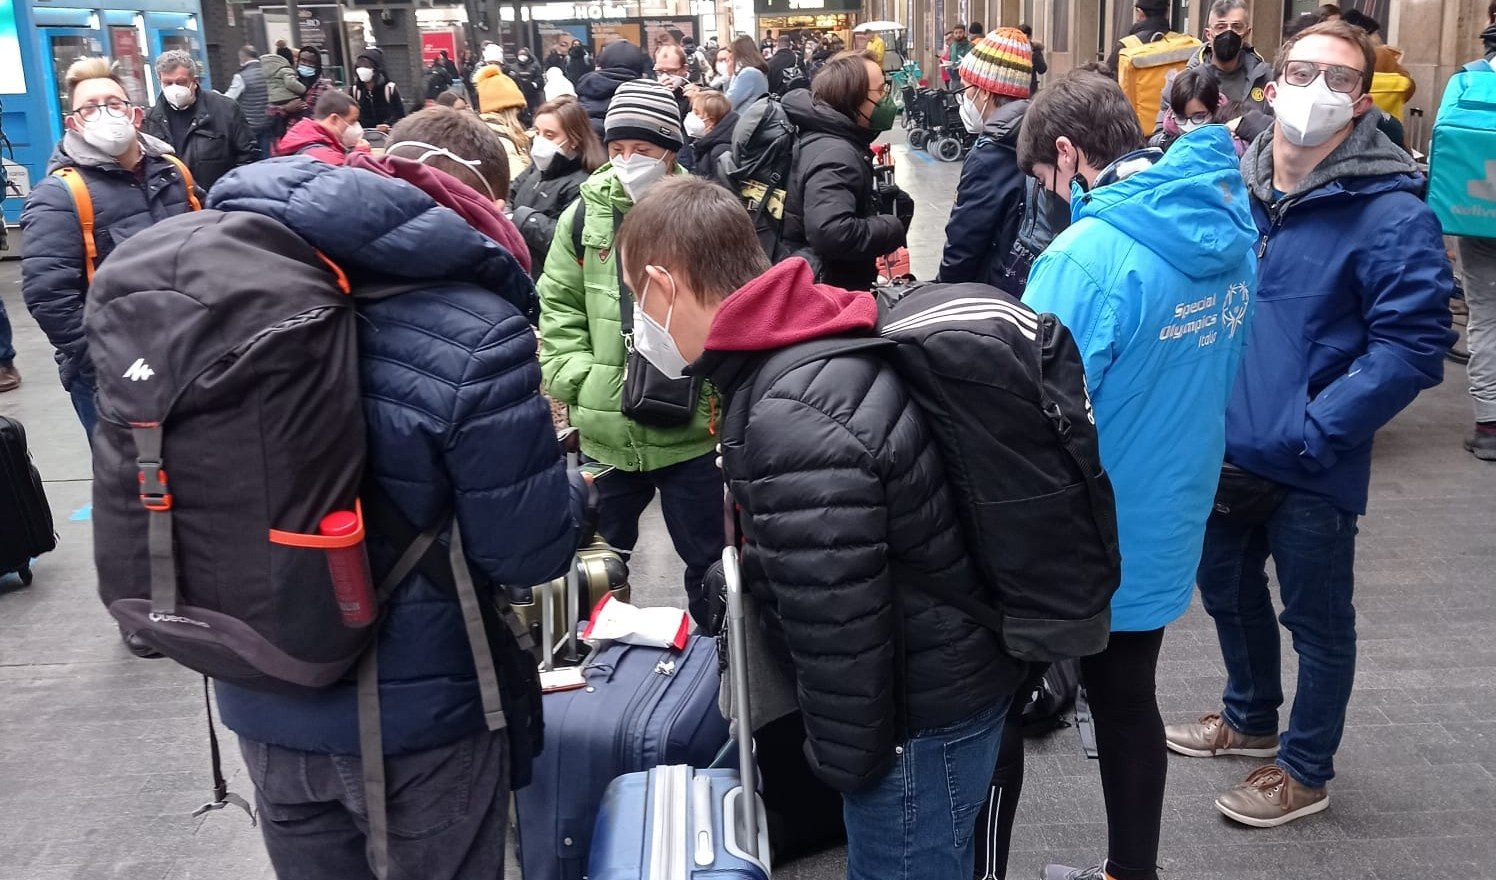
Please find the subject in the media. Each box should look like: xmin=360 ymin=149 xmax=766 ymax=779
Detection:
xmin=959 ymin=29 xmax=1034 ymax=99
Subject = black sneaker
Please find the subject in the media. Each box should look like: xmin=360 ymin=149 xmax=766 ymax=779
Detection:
xmin=1464 ymin=431 xmax=1496 ymax=461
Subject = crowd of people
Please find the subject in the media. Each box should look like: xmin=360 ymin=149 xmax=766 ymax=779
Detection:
xmin=0 ymin=4 xmax=1489 ymax=879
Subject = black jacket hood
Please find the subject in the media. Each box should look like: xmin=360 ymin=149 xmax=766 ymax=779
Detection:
xmin=782 ymin=89 xmax=874 ymax=145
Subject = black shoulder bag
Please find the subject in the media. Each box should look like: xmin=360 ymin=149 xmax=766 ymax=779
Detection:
xmin=613 ymin=210 xmax=703 ymax=427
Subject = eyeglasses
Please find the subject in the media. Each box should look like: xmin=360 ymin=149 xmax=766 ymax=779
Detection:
xmin=1182 ymin=111 xmax=1214 ymax=125
xmin=870 ymin=80 xmax=891 ymax=100
xmin=1281 ymin=59 xmax=1363 ymax=94
xmin=72 ymin=98 xmax=134 ymax=122
xmin=1207 ymin=21 xmax=1249 ymax=34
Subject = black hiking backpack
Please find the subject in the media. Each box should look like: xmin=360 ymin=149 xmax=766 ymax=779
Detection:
xmin=716 ymin=96 xmax=799 ymax=262
xmin=754 ymin=281 xmax=1121 ymax=661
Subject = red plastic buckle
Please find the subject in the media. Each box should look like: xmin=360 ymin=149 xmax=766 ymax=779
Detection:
xmin=138 ymin=466 xmax=173 ymax=512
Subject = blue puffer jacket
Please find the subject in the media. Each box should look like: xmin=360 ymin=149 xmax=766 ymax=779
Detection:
xmin=1024 ymin=127 xmax=1257 ymax=633
xmin=20 ymin=131 xmax=196 ymax=391
xmin=208 ymin=157 xmax=585 ymax=756
xmin=1231 ymin=112 xmax=1455 ymax=515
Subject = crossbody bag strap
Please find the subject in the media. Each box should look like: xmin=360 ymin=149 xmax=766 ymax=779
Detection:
xmin=613 ymin=210 xmax=633 ymax=343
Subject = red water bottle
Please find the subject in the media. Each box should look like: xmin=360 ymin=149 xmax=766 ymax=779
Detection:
xmin=320 ymin=510 xmax=377 ymax=628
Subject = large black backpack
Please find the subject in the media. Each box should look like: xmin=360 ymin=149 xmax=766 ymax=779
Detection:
xmin=716 ymin=96 xmax=799 ymax=261
xmin=86 ymin=210 xmax=531 ymax=874
xmin=752 ymin=281 xmax=1121 ymax=661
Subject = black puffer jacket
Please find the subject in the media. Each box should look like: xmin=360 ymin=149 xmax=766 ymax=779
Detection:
xmin=509 ymin=153 xmax=589 ymax=277
xmin=577 ymin=66 xmax=641 ymax=140
xmin=779 ymin=90 xmax=904 ymax=292
xmin=20 ymin=131 xmax=198 ymax=391
xmin=688 ymin=111 xmax=739 ymax=183
xmin=694 ymin=259 xmax=1020 ymax=793
xmin=141 ymin=88 xmax=258 ymax=191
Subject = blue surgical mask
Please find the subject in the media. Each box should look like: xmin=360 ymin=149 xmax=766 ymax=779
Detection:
xmin=297 ymin=65 xmax=317 ymax=78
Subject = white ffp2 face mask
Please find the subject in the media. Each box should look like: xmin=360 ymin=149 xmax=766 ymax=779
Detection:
xmin=162 ymin=84 xmax=195 ymax=110
xmin=81 ymin=114 xmax=138 ymax=157
xmin=1270 ymin=77 xmax=1355 ymax=148
xmin=612 ymin=153 xmax=668 ymax=201
xmin=530 ymin=135 xmax=564 ymax=172
xmin=684 ymin=113 xmax=708 ymax=138
xmin=340 ymin=121 xmax=364 ymax=148
xmin=356 ymin=66 xmax=375 ymax=83
xmin=958 ymin=93 xmax=986 ymax=134
xmin=632 ymin=273 xmax=690 ymax=380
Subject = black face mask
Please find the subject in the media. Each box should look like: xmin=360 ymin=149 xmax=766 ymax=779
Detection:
xmin=1212 ymin=30 xmax=1243 ymax=63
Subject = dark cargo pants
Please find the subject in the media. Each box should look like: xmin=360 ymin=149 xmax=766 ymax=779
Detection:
xmin=238 ymin=728 xmax=509 ymax=880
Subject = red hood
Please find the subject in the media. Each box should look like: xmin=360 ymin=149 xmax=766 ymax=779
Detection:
xmin=275 ymin=117 xmax=346 ymax=161
xmin=703 ymin=258 xmax=877 ymax=353
xmin=347 ymin=153 xmax=532 ymax=274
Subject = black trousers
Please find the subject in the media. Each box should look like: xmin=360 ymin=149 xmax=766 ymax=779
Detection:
xmin=972 ymin=629 xmax=1166 ymax=880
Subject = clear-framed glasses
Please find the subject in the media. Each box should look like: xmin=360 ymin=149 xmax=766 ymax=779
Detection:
xmin=1207 ymin=21 xmax=1249 ymax=34
xmin=1281 ymin=59 xmax=1363 ymax=94
xmin=1182 ymin=110 xmax=1214 ymax=126
xmin=72 ymin=98 xmax=134 ymax=122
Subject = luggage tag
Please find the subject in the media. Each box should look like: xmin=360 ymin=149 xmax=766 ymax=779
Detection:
xmin=539 ymin=666 xmax=587 ymax=693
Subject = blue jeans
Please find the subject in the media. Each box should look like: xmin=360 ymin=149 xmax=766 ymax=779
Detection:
xmin=843 ymin=698 xmax=1010 ymax=880
xmin=1196 ymin=490 xmax=1359 ymax=789
xmin=70 ymin=382 xmax=98 ymax=446
xmin=0 ymin=297 xmax=15 ymax=365
xmin=590 ymin=451 xmax=724 ymax=628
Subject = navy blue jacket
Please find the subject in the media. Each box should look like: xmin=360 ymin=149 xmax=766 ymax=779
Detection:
xmin=938 ymin=99 xmax=1028 ymax=287
xmin=1231 ymin=113 xmax=1455 ymax=514
xmin=208 ymin=157 xmax=585 ymax=755
xmin=20 ymin=132 xmax=196 ymax=391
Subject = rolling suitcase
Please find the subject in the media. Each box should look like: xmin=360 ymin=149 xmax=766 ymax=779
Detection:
xmin=0 ymin=416 xmax=57 ymax=584
xmin=588 ymin=546 xmax=771 ymax=880
xmin=514 ymin=627 xmax=729 ymax=880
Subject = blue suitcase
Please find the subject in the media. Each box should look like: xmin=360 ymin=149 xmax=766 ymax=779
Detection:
xmin=516 ymin=633 xmax=730 ymax=880
xmin=588 ymin=548 xmax=772 ymax=880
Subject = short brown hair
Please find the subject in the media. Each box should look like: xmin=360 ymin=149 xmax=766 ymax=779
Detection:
xmin=690 ymin=90 xmax=731 ymax=124
xmin=655 ymin=44 xmax=686 ymax=69
xmin=65 ymin=57 xmax=123 ymax=103
xmin=314 ymin=89 xmax=357 ymax=120
xmin=1017 ymin=69 xmax=1143 ymax=175
xmin=810 ymin=51 xmax=877 ymax=123
xmin=1275 ymin=19 xmax=1376 ymax=94
xmin=387 ymin=106 xmax=511 ymax=200
xmin=535 ymin=96 xmax=606 ymax=173
xmin=616 ymin=177 xmax=769 ymax=304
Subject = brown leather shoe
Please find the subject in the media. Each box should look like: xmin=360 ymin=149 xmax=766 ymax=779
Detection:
xmin=1215 ymin=765 xmax=1329 ymax=828
xmin=0 ymin=363 xmax=19 ymax=393
xmin=1164 ymin=712 xmax=1279 ymax=758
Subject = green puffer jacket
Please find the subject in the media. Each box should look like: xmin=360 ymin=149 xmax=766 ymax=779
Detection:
xmin=538 ymin=164 xmax=717 ymax=472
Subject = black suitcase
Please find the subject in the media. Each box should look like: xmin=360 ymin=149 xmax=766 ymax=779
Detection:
xmin=0 ymin=415 xmax=57 ymax=583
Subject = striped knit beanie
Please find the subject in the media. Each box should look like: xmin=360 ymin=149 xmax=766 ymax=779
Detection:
xmin=604 ymin=79 xmax=684 ymax=152
xmin=959 ymin=29 xmax=1033 ymax=99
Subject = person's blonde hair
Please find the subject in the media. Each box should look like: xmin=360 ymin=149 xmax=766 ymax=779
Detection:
xmin=691 ymin=90 xmax=731 ymax=124
xmin=480 ymin=108 xmax=532 ymax=154
xmin=65 ymin=57 xmax=123 ymax=104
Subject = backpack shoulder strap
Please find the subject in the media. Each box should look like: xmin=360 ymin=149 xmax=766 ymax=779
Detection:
xmin=160 ymin=154 xmax=203 ymax=211
xmin=51 ymin=167 xmax=98 ymax=283
xmin=570 ymin=197 xmax=587 ymax=261
xmin=1119 ymin=34 xmax=1144 ymax=51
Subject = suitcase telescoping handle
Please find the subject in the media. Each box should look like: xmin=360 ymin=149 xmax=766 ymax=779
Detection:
xmin=721 ymin=546 xmax=760 ymax=859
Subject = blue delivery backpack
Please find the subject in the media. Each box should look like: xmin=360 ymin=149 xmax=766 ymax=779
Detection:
xmin=589 ymin=547 xmax=772 ymax=880
xmin=1427 ymin=60 xmax=1496 ymax=237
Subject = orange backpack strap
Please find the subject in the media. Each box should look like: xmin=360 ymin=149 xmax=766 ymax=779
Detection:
xmin=52 ymin=167 xmax=98 ymax=285
xmin=162 ymin=153 xmax=203 ymax=211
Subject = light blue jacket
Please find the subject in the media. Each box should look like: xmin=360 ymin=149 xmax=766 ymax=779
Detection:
xmin=1024 ymin=126 xmax=1257 ymax=632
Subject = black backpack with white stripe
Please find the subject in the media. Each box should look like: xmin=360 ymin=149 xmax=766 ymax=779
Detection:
xmin=755 ymin=281 xmax=1121 ymax=662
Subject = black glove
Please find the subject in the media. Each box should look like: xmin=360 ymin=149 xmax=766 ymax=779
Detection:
xmin=893 ymin=189 xmax=915 ymax=231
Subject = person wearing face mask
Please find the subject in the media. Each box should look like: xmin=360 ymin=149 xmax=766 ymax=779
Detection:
xmin=683 ymin=90 xmax=738 ymax=182
xmin=510 ymin=47 xmax=544 ymax=114
xmin=1150 ymin=0 xmax=1274 ymax=142
xmin=1168 ymin=20 xmax=1456 ymax=830
xmin=1013 ymin=68 xmax=1257 ymax=880
xmin=937 ymin=29 xmax=1034 ymax=288
xmin=537 ymin=79 xmax=723 ymax=629
xmin=509 ymin=97 xmax=605 ymax=276
xmin=275 ymin=89 xmax=370 ymax=164
xmin=613 ymin=176 xmax=1023 ymax=880
xmin=265 ymin=46 xmax=335 ymax=136
xmin=140 ymin=49 xmax=258 ymax=191
xmin=20 ymin=57 xmax=200 ymax=657
xmin=777 ymin=51 xmax=910 ymax=291
xmin=723 ymin=35 xmax=770 ymax=110
xmin=1150 ymin=65 xmax=1247 ymax=155
xmin=349 ymin=47 xmax=407 ymax=131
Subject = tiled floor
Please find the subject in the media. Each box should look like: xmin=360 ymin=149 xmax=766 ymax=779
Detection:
xmin=1 ymin=130 xmax=1492 ymax=880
